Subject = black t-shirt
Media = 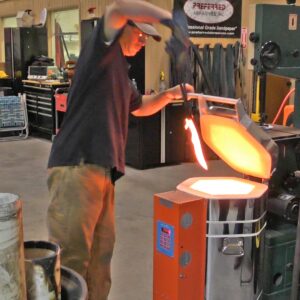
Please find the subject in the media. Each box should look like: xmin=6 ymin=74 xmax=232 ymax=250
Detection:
xmin=48 ymin=18 xmax=142 ymax=180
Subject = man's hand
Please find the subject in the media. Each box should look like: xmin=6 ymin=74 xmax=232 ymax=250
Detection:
xmin=132 ymin=83 xmax=194 ymax=117
xmin=164 ymin=83 xmax=194 ymax=102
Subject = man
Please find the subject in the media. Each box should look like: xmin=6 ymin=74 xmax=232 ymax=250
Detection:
xmin=47 ymin=1 xmax=194 ymax=299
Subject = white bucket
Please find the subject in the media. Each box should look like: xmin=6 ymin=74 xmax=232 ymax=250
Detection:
xmin=0 ymin=193 xmax=26 ymax=300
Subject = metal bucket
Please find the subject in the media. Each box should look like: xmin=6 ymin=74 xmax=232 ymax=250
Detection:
xmin=206 ymin=197 xmax=266 ymax=300
xmin=24 ymin=240 xmax=61 ymax=300
xmin=61 ymin=266 xmax=88 ymax=300
xmin=0 ymin=193 xmax=27 ymax=300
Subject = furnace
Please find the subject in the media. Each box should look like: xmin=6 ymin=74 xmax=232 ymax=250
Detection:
xmin=153 ymin=94 xmax=278 ymax=300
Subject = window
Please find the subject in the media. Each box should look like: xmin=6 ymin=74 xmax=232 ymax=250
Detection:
xmin=51 ymin=9 xmax=80 ymax=69
xmin=3 ymin=16 xmax=17 ymax=28
xmin=1 ymin=16 xmax=17 ymax=62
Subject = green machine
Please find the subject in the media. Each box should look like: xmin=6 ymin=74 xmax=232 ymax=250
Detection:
xmin=262 ymin=217 xmax=297 ymax=299
xmin=249 ymin=2 xmax=300 ymax=299
xmin=250 ymin=2 xmax=300 ymax=126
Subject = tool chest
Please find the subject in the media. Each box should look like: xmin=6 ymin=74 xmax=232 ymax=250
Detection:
xmin=22 ymin=80 xmax=69 ymax=138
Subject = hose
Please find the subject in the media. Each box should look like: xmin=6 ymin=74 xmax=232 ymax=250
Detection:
xmin=271 ymin=88 xmax=295 ymax=125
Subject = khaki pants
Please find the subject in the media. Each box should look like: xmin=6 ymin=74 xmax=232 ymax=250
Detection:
xmin=47 ymin=164 xmax=115 ymax=300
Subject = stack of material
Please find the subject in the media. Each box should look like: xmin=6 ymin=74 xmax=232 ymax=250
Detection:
xmin=0 ymin=95 xmax=28 ymax=141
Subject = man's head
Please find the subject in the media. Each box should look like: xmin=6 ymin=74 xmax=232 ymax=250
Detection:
xmin=119 ymin=21 xmax=161 ymax=56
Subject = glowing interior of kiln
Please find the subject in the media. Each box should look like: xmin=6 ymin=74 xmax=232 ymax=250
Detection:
xmin=190 ymin=178 xmax=255 ymax=196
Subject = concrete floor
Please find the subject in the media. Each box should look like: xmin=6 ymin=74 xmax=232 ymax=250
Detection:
xmin=0 ymin=137 xmax=235 ymax=300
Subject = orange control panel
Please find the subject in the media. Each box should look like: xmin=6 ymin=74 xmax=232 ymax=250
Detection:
xmin=153 ymin=191 xmax=207 ymax=300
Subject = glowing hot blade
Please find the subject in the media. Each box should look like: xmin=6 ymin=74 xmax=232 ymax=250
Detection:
xmin=185 ymin=118 xmax=208 ymax=170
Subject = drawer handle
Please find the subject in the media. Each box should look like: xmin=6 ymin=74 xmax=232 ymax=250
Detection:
xmin=27 ymin=104 xmax=36 ymax=108
xmin=39 ymin=101 xmax=52 ymax=106
xmin=37 ymin=112 xmax=52 ymax=117
xmin=38 ymin=96 xmax=52 ymax=101
xmin=24 ymin=85 xmax=52 ymax=91
xmin=38 ymin=107 xmax=52 ymax=112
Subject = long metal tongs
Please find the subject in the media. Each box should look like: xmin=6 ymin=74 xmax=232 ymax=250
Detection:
xmin=180 ymin=82 xmax=192 ymax=117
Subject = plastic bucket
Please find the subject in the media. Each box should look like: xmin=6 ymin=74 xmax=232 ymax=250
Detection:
xmin=24 ymin=240 xmax=61 ymax=300
xmin=0 ymin=193 xmax=26 ymax=300
xmin=61 ymin=265 xmax=88 ymax=300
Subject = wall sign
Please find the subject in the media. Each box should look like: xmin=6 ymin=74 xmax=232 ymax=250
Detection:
xmin=176 ymin=0 xmax=241 ymax=38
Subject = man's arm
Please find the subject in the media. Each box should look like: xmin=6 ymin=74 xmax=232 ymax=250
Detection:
xmin=132 ymin=84 xmax=194 ymax=117
xmin=104 ymin=0 xmax=172 ymax=41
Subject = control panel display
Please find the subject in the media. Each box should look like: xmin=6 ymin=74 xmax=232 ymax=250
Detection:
xmin=156 ymin=221 xmax=174 ymax=257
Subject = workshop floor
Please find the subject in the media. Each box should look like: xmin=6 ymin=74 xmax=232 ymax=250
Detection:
xmin=0 ymin=137 xmax=235 ymax=300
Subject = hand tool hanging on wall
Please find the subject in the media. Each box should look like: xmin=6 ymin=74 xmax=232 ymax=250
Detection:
xmin=211 ymin=44 xmax=222 ymax=96
xmin=234 ymin=41 xmax=241 ymax=84
xmin=211 ymin=43 xmax=237 ymax=98
xmin=220 ymin=45 xmax=228 ymax=97
xmin=226 ymin=44 xmax=235 ymax=98
xmin=199 ymin=44 xmax=212 ymax=95
xmin=236 ymin=43 xmax=249 ymax=112
xmin=191 ymin=44 xmax=215 ymax=96
xmin=192 ymin=43 xmax=240 ymax=98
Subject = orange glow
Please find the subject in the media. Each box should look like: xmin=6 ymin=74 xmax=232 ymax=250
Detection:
xmin=200 ymin=115 xmax=271 ymax=179
xmin=177 ymin=176 xmax=268 ymax=199
xmin=190 ymin=178 xmax=255 ymax=196
xmin=185 ymin=118 xmax=208 ymax=170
